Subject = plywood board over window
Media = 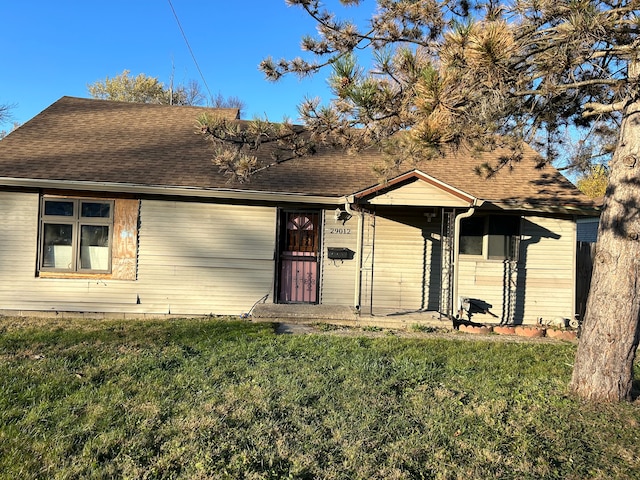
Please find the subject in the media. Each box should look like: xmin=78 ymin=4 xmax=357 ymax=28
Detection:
xmin=111 ymin=199 xmax=139 ymax=280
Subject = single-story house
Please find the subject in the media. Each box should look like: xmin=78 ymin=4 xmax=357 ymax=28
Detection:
xmin=0 ymin=96 xmax=598 ymax=325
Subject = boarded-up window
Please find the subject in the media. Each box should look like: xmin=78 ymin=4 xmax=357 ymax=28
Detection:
xmin=111 ymin=199 xmax=139 ymax=280
xmin=38 ymin=195 xmax=139 ymax=280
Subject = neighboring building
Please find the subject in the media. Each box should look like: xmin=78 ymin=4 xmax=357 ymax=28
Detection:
xmin=577 ymin=197 xmax=603 ymax=243
xmin=577 ymin=217 xmax=600 ymax=243
xmin=0 ymin=97 xmax=598 ymax=325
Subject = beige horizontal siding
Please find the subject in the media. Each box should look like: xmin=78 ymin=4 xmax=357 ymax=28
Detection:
xmin=140 ymin=257 xmax=273 ymax=270
xmin=520 ymin=216 xmax=575 ymax=322
xmin=370 ymin=211 xmax=441 ymax=311
xmin=320 ymin=210 xmax=359 ymax=306
xmin=136 ymin=200 xmax=277 ymax=314
xmin=368 ymin=180 xmax=470 ymax=207
xmin=0 ymin=192 xmax=40 ymax=290
xmin=456 ymin=261 xmax=506 ymax=319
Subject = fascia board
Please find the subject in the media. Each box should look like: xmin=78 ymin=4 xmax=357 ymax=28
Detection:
xmin=0 ymin=177 xmax=343 ymax=205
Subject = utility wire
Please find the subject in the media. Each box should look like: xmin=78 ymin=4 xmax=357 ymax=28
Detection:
xmin=167 ymin=0 xmax=213 ymax=100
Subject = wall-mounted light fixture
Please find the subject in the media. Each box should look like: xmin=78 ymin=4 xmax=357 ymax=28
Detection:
xmin=334 ymin=208 xmax=353 ymax=224
xmin=423 ymin=207 xmax=438 ymax=222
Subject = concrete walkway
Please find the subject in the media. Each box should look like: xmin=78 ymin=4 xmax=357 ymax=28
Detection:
xmin=253 ymin=305 xmax=576 ymax=343
xmin=251 ymin=303 xmax=451 ymax=331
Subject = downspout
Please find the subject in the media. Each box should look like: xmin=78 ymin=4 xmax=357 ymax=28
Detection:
xmin=344 ymin=201 xmax=357 ymax=217
xmin=452 ymin=204 xmax=476 ymax=318
xmin=345 ymin=200 xmax=363 ymax=312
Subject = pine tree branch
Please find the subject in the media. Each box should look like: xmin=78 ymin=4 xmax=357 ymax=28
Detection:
xmin=514 ymin=78 xmax=625 ymax=98
xmin=583 ymin=100 xmax=627 ymax=116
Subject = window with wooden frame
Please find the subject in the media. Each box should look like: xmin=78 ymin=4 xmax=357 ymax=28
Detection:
xmin=459 ymin=215 xmax=520 ymax=261
xmin=38 ymin=196 xmax=139 ymax=279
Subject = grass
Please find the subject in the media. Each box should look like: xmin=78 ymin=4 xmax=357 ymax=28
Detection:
xmin=0 ymin=317 xmax=639 ymax=479
xmin=410 ymin=324 xmax=440 ymax=333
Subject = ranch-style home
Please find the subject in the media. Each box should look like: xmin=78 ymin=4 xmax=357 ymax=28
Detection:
xmin=0 ymin=96 xmax=598 ymax=325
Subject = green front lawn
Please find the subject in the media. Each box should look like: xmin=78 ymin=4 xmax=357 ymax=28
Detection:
xmin=0 ymin=317 xmax=638 ymax=479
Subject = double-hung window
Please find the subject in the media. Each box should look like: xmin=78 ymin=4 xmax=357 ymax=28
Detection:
xmin=39 ymin=197 xmax=114 ymax=273
xmin=459 ymin=215 xmax=520 ymax=261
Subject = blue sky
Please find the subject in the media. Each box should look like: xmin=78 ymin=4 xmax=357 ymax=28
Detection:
xmin=1 ymin=1 xmax=361 ymax=127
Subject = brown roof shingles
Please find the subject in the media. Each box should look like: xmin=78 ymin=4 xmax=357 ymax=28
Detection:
xmin=0 ymin=96 xmax=595 ymax=210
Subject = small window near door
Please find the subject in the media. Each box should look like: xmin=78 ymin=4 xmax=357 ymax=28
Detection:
xmin=460 ymin=215 xmax=520 ymax=260
xmin=39 ymin=197 xmax=114 ymax=273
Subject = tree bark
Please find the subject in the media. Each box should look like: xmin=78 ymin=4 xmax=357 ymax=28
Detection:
xmin=570 ymin=96 xmax=640 ymax=402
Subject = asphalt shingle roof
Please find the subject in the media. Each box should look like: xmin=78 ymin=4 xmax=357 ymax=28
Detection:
xmin=0 ymin=96 xmax=595 ymax=211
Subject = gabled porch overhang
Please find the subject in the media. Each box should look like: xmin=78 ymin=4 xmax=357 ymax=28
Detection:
xmin=344 ymin=169 xmax=481 ymax=208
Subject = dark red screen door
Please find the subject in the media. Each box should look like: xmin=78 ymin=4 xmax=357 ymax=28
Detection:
xmin=278 ymin=211 xmax=320 ymax=303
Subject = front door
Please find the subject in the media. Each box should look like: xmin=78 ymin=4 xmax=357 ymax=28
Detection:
xmin=278 ymin=211 xmax=320 ymax=303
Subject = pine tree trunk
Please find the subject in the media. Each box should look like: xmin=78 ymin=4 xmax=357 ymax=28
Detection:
xmin=569 ymin=99 xmax=640 ymax=402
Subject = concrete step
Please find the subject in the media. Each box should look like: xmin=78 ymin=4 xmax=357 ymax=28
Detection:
xmin=251 ymin=304 xmax=358 ymax=321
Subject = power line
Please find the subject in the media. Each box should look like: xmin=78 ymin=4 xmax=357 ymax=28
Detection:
xmin=167 ymin=0 xmax=213 ymax=100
